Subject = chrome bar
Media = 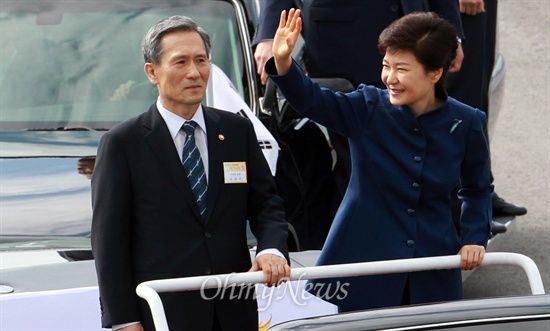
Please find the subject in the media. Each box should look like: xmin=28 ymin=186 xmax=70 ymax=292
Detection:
xmin=136 ymin=252 xmax=545 ymax=331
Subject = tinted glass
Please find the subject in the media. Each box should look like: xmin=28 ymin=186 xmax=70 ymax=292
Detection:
xmin=0 ymin=0 xmax=247 ymax=247
xmin=0 ymin=0 xmax=245 ymax=131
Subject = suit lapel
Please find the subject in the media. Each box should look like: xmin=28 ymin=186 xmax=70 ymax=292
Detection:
xmin=202 ymin=107 xmax=224 ymax=226
xmin=141 ymin=105 xmax=204 ymax=221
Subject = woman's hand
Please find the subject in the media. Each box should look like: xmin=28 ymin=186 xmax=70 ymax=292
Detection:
xmin=458 ymin=245 xmax=486 ymax=270
xmin=272 ymin=8 xmax=302 ymax=75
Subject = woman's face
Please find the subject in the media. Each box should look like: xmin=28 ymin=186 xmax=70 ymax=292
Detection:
xmin=381 ymin=50 xmax=442 ymax=115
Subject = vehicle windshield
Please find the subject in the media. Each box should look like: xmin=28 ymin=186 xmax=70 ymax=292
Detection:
xmin=0 ymin=0 xmax=245 ymax=131
xmin=0 ymin=0 xmax=250 ymax=251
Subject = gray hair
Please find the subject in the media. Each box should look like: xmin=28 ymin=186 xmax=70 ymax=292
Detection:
xmin=141 ymin=15 xmax=211 ymax=65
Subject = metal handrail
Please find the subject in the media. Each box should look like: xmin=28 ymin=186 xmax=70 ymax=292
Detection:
xmin=136 ymin=252 xmax=545 ymax=331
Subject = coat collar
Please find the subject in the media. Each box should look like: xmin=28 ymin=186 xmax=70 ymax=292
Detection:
xmin=202 ymin=107 xmax=223 ymax=225
xmin=141 ymin=104 xmax=224 ymax=227
xmin=142 ymin=104 xmax=203 ymax=223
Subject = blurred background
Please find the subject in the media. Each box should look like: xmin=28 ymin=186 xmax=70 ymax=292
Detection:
xmin=463 ymin=0 xmax=550 ymax=298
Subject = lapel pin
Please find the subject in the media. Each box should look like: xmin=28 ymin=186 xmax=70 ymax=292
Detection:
xmin=218 ymin=134 xmax=225 ymax=141
xmin=450 ymin=119 xmax=462 ymax=134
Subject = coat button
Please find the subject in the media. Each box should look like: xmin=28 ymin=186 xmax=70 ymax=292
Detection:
xmin=407 ymin=209 xmax=415 ymax=216
xmin=413 ymin=156 xmax=422 ymax=162
xmin=413 ymin=127 xmax=421 ymax=135
xmin=412 ymin=182 xmax=420 ymax=190
xmin=407 ymin=240 xmax=415 ymax=247
xmin=391 ymin=4 xmax=399 ymax=12
xmin=205 ymin=232 xmax=211 ymax=238
xmin=204 ymin=267 xmax=211 ymax=274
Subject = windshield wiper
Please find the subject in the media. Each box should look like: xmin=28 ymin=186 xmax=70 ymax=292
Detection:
xmin=26 ymin=126 xmax=109 ymax=131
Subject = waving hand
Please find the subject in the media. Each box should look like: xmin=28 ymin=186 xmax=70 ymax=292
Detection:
xmin=272 ymin=9 xmax=302 ymax=76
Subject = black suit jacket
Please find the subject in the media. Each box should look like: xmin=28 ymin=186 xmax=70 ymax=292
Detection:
xmin=91 ymin=104 xmax=289 ymax=330
xmin=253 ymin=0 xmax=464 ymax=86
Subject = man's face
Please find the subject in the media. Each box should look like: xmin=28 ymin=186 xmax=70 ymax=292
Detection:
xmin=146 ymin=30 xmax=210 ymax=114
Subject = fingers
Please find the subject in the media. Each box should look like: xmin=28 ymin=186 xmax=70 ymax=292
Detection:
xmin=478 ymin=1 xmax=486 ymax=14
xmin=119 ymin=323 xmax=144 ymax=331
xmin=278 ymin=9 xmax=286 ymax=29
xmin=273 ymin=9 xmax=301 ymax=75
xmin=270 ymin=262 xmax=291 ymax=286
xmin=263 ymin=260 xmax=288 ymax=287
xmin=252 ymin=254 xmax=290 ymax=287
xmin=459 ymin=0 xmax=485 ymax=15
xmin=261 ymin=263 xmax=273 ymax=285
xmin=459 ymin=245 xmax=486 ymax=270
xmin=289 ymin=9 xmax=302 ymax=39
xmin=254 ymin=40 xmax=274 ymax=85
xmin=278 ymin=9 xmax=301 ymax=33
xmin=248 ymin=261 xmax=258 ymax=272
xmin=260 ymin=71 xmax=268 ymax=85
xmin=449 ymin=43 xmax=464 ymax=73
xmin=293 ymin=13 xmax=303 ymax=42
xmin=287 ymin=8 xmax=299 ymax=31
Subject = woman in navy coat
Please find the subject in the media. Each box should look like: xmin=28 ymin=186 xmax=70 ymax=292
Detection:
xmin=266 ymin=9 xmax=493 ymax=312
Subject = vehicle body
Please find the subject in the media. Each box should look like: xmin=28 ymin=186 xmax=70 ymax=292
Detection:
xmin=269 ymin=294 xmax=550 ymax=331
xmin=267 ymin=256 xmax=549 ymax=331
xmin=0 ymin=0 xmax=520 ymax=329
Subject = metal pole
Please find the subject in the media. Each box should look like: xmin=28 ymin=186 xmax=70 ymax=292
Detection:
xmin=136 ymin=252 xmax=545 ymax=331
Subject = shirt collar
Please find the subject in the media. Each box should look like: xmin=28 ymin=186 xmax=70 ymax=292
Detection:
xmin=156 ymin=97 xmax=207 ymax=139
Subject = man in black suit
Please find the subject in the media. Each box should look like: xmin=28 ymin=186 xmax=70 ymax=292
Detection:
xmin=91 ymin=16 xmax=290 ymax=331
xmin=446 ymin=0 xmax=527 ymax=218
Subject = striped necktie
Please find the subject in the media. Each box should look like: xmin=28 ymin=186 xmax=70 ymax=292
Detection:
xmin=181 ymin=121 xmax=207 ymax=218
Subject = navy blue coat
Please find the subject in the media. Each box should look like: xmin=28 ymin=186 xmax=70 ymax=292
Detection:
xmin=254 ymin=0 xmax=464 ymax=86
xmin=267 ymin=60 xmax=492 ymax=311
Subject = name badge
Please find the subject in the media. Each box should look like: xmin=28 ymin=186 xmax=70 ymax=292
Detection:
xmin=223 ymin=162 xmax=247 ymax=184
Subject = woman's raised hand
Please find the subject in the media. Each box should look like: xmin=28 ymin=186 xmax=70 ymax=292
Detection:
xmin=272 ymin=8 xmax=302 ymax=75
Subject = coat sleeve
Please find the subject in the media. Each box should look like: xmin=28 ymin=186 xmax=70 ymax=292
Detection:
xmin=252 ymin=0 xmax=295 ymax=46
xmin=265 ymin=58 xmax=377 ymax=139
xmin=91 ymin=131 xmax=140 ymax=328
xmin=243 ymin=119 xmax=290 ymax=260
xmin=458 ymin=110 xmax=493 ymax=247
xmin=428 ymin=0 xmax=465 ymax=40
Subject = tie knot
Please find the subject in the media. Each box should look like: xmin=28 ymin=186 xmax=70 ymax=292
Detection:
xmin=182 ymin=121 xmax=197 ymax=136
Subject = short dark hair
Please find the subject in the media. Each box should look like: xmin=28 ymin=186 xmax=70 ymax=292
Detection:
xmin=142 ymin=15 xmax=211 ymax=65
xmin=378 ymin=12 xmax=457 ymax=88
